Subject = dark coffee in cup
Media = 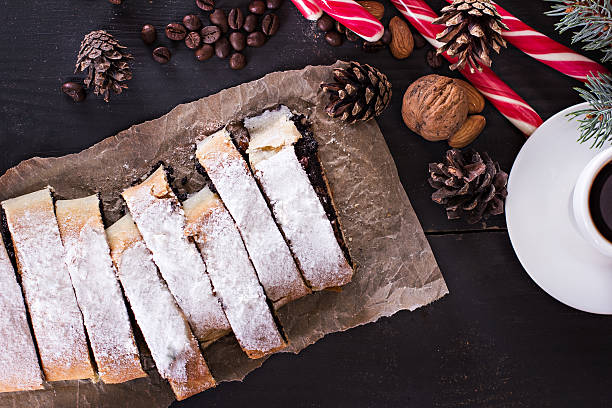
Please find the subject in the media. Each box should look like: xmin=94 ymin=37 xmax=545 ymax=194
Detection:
xmin=589 ymin=160 xmax=612 ymax=242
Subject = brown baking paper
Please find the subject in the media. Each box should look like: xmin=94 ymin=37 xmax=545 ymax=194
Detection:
xmin=0 ymin=62 xmax=447 ymax=408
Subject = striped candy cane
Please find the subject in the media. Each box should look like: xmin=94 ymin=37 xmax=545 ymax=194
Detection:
xmin=391 ymin=0 xmax=543 ymax=136
xmin=290 ymin=0 xmax=323 ymax=20
xmin=313 ymin=0 xmax=384 ymax=42
xmin=491 ymin=1 xmax=610 ymax=82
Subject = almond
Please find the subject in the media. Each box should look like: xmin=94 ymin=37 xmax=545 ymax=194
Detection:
xmin=357 ymin=0 xmax=385 ymax=20
xmin=454 ymin=79 xmax=485 ymax=114
xmin=389 ymin=16 xmax=413 ymax=59
xmin=448 ymin=115 xmax=486 ymax=148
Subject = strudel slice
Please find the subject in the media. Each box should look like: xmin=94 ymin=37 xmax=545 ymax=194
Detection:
xmin=1 ymin=188 xmax=95 ymax=382
xmin=245 ymin=107 xmax=353 ymax=290
xmin=55 ymin=195 xmax=145 ymax=384
xmin=196 ymin=129 xmax=310 ymax=308
xmin=122 ymin=166 xmax=230 ymax=345
xmin=184 ymin=187 xmax=287 ymax=359
xmin=106 ymin=215 xmax=216 ymax=400
xmin=0 ymin=237 xmax=44 ymax=392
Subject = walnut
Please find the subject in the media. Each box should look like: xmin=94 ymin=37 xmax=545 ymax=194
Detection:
xmin=401 ymin=74 xmax=485 ymax=146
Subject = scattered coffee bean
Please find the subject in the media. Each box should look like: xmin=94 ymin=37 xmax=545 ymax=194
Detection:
xmin=152 ymin=46 xmax=171 ymax=63
xmin=249 ymin=0 xmax=266 ymax=15
xmin=345 ymin=29 xmax=358 ymax=42
xmin=62 ymin=81 xmax=86 ymax=102
xmin=317 ymin=15 xmax=334 ymax=32
xmin=266 ymin=0 xmax=283 ymax=10
xmin=196 ymin=0 xmax=215 ymax=11
xmin=215 ymin=37 xmax=231 ymax=58
xmin=228 ymin=8 xmax=245 ymax=30
xmin=185 ymin=31 xmax=202 ymax=49
xmin=166 ymin=23 xmax=187 ymax=41
xmin=246 ymin=31 xmax=266 ymax=47
xmin=183 ymin=14 xmax=202 ymax=31
xmin=243 ymin=14 xmax=258 ymax=32
xmin=381 ymin=28 xmax=392 ymax=45
xmin=195 ymin=44 xmax=214 ymax=61
xmin=210 ymin=9 xmax=229 ymax=32
xmin=335 ymin=21 xmax=345 ymax=34
xmin=413 ymin=31 xmax=427 ymax=48
xmin=261 ymin=13 xmax=280 ymax=36
xmin=362 ymin=40 xmax=385 ymax=53
xmin=426 ymin=49 xmax=443 ymax=68
xmin=325 ymin=31 xmax=343 ymax=47
xmin=229 ymin=52 xmax=247 ymax=70
xmin=141 ymin=24 xmax=157 ymax=44
xmin=201 ymin=25 xmax=222 ymax=44
xmin=229 ymin=32 xmax=246 ymax=51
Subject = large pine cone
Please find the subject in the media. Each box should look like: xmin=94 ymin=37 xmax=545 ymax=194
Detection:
xmin=75 ymin=30 xmax=133 ymax=102
xmin=320 ymin=61 xmax=392 ymax=124
xmin=433 ymin=0 xmax=508 ymax=73
xmin=428 ymin=149 xmax=508 ymax=224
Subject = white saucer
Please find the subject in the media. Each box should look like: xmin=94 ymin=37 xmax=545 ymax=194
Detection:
xmin=506 ymin=102 xmax=612 ymax=314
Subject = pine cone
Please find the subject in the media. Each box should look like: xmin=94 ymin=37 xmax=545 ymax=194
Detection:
xmin=320 ymin=61 xmax=392 ymax=123
xmin=433 ymin=0 xmax=508 ymax=73
xmin=428 ymin=149 xmax=508 ymax=224
xmin=75 ymin=30 xmax=133 ymax=102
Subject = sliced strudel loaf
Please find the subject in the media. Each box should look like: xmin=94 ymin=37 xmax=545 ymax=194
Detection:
xmin=196 ymin=129 xmax=310 ymax=308
xmin=245 ymin=107 xmax=353 ymax=290
xmin=184 ymin=187 xmax=287 ymax=359
xmin=1 ymin=188 xmax=95 ymax=382
xmin=0 ymin=235 xmax=44 ymax=392
xmin=106 ymin=215 xmax=216 ymax=400
xmin=55 ymin=195 xmax=145 ymax=384
xmin=122 ymin=166 xmax=230 ymax=345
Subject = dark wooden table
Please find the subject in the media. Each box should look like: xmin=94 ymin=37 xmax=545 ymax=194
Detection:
xmin=2 ymin=1 xmax=611 ymax=407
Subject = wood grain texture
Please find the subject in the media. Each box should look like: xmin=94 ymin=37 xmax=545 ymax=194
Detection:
xmin=1 ymin=0 xmax=611 ymax=406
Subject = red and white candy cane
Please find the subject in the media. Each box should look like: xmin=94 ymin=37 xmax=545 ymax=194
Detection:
xmin=290 ymin=0 xmax=323 ymax=20
xmin=391 ymin=0 xmax=543 ymax=136
xmin=312 ymin=0 xmax=384 ymax=42
xmin=491 ymin=1 xmax=610 ymax=82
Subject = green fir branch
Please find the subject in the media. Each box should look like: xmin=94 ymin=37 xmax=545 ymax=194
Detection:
xmin=546 ymin=0 xmax=612 ymax=62
xmin=569 ymin=73 xmax=612 ymax=147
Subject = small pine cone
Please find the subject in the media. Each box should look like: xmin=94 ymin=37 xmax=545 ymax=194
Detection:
xmin=320 ymin=61 xmax=392 ymax=123
xmin=75 ymin=30 xmax=133 ymax=102
xmin=428 ymin=148 xmax=508 ymax=224
xmin=433 ymin=0 xmax=508 ymax=73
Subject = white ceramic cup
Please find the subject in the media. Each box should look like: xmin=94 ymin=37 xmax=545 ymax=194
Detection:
xmin=573 ymin=146 xmax=612 ymax=257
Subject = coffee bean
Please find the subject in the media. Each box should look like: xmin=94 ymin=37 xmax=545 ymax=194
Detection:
xmin=362 ymin=40 xmax=385 ymax=53
xmin=325 ymin=31 xmax=343 ymax=46
xmin=166 ymin=23 xmax=187 ymax=41
xmin=215 ymin=37 xmax=231 ymax=58
xmin=183 ymin=14 xmax=202 ymax=31
xmin=317 ymin=15 xmax=334 ymax=32
xmin=345 ymin=29 xmax=358 ymax=42
xmin=426 ymin=49 xmax=443 ymax=68
xmin=201 ymin=25 xmax=222 ymax=44
xmin=185 ymin=31 xmax=202 ymax=49
xmin=141 ymin=24 xmax=156 ymax=44
xmin=229 ymin=52 xmax=247 ymax=70
xmin=335 ymin=21 xmax=345 ymax=34
xmin=196 ymin=0 xmax=215 ymax=11
xmin=195 ymin=44 xmax=214 ymax=61
xmin=413 ymin=31 xmax=427 ymax=48
xmin=229 ymin=32 xmax=246 ymax=51
xmin=381 ymin=28 xmax=392 ymax=45
xmin=249 ymin=0 xmax=266 ymax=15
xmin=228 ymin=8 xmax=244 ymax=30
xmin=210 ymin=9 xmax=229 ymax=32
xmin=61 ymin=81 xmax=86 ymax=102
xmin=152 ymin=46 xmax=171 ymax=63
xmin=243 ymin=14 xmax=258 ymax=32
xmin=261 ymin=13 xmax=279 ymax=36
xmin=246 ymin=31 xmax=266 ymax=47
xmin=266 ymin=0 xmax=283 ymax=10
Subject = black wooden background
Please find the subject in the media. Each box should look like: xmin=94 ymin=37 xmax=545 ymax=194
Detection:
xmin=1 ymin=0 xmax=612 ymax=407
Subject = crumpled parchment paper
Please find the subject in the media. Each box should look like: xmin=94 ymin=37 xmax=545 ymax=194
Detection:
xmin=0 ymin=62 xmax=448 ymax=408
